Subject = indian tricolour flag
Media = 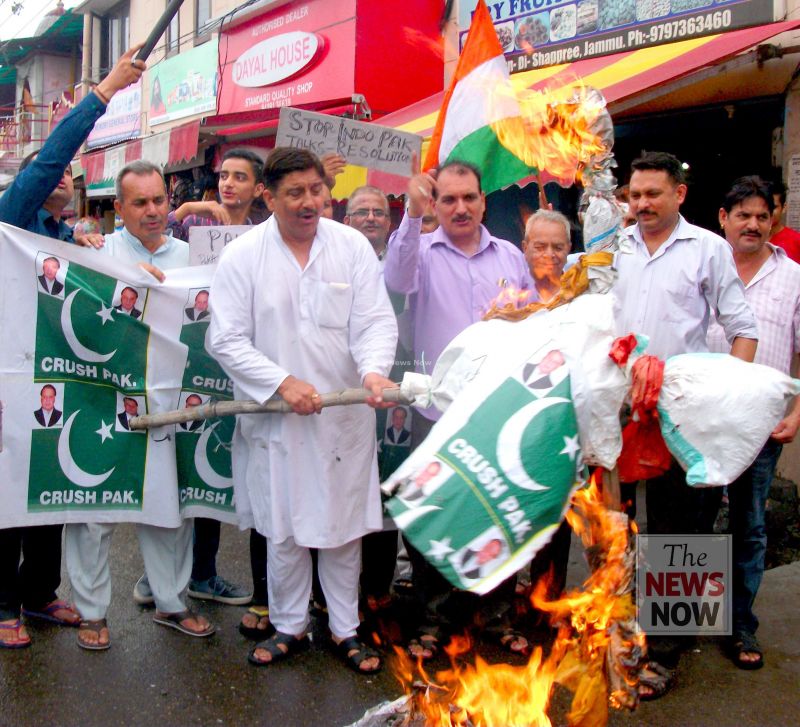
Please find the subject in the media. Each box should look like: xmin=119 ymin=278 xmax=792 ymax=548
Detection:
xmin=423 ymin=0 xmax=536 ymax=193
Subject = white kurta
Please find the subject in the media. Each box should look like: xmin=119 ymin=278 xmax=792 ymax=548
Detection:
xmin=208 ymin=216 xmax=397 ymax=548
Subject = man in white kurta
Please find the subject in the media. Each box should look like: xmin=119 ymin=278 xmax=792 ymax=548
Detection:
xmin=208 ymin=148 xmax=397 ymax=671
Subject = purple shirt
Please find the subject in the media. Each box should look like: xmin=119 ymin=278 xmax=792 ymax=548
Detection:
xmin=384 ymin=213 xmax=533 ymax=420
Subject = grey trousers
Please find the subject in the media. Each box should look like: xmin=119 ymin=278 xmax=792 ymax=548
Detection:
xmin=65 ymin=520 xmax=193 ymax=620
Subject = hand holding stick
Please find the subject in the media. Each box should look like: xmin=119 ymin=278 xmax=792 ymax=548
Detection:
xmin=129 ymin=386 xmax=414 ymax=430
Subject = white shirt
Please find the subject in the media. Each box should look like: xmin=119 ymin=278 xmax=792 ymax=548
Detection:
xmin=208 ymin=216 xmax=398 ymax=547
xmin=708 ymin=244 xmax=800 ymax=375
xmin=614 ymin=216 xmax=757 ymax=359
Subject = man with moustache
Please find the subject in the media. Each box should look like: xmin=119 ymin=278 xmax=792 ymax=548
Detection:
xmin=707 ymin=176 xmax=800 ymax=672
xmin=209 ymin=148 xmax=397 ymax=673
xmin=616 ymin=151 xmax=757 ymax=698
xmin=0 ymin=47 xmax=145 ymax=650
xmin=65 ymin=161 xmax=214 ymax=650
xmin=344 ymin=185 xmax=392 ymax=259
xmin=384 ymin=158 xmax=532 ymax=660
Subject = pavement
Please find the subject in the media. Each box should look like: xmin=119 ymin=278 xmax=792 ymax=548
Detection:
xmin=0 ymin=521 xmax=798 ymax=727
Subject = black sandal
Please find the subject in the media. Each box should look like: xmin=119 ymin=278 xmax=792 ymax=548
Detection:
xmin=407 ymin=631 xmax=440 ymax=661
xmin=729 ymin=632 xmax=764 ymax=671
xmin=334 ymin=635 xmax=382 ymax=674
xmin=638 ymin=661 xmax=674 ymax=701
xmin=248 ymin=631 xmax=309 ymax=667
xmin=239 ymin=606 xmax=274 ymax=640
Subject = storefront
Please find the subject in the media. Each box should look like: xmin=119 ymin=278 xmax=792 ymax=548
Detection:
xmin=372 ymin=4 xmax=800 ymax=244
xmin=198 ymin=0 xmax=444 ymax=201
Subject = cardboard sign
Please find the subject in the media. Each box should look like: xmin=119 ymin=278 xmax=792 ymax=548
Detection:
xmin=188 ymin=225 xmax=252 ymax=266
xmin=275 ymin=107 xmax=422 ymax=177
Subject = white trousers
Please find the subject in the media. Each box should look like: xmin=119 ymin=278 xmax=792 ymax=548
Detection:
xmin=267 ymin=536 xmax=361 ymax=639
xmin=65 ymin=520 xmax=193 ymax=620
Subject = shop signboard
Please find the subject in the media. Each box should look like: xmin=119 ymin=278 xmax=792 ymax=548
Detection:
xmin=149 ymin=40 xmax=219 ymax=126
xmin=275 ymin=107 xmax=422 ymax=176
xmin=459 ymin=0 xmax=778 ymax=72
xmin=217 ymin=0 xmax=357 ymax=115
xmin=86 ymin=79 xmax=142 ymax=149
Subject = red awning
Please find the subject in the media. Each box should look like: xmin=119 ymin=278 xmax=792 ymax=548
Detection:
xmin=81 ymin=120 xmax=201 ymax=185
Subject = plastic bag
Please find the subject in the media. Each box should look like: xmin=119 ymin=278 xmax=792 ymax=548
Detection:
xmin=658 ymin=353 xmax=800 ymax=486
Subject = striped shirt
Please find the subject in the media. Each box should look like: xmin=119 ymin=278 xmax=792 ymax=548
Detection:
xmin=707 ymin=244 xmax=800 ymax=375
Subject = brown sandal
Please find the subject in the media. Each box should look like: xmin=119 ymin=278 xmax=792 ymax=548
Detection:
xmin=77 ymin=619 xmax=110 ymax=651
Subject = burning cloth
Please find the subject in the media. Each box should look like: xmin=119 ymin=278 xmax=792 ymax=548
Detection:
xmin=382 ymin=294 xmax=627 ymax=594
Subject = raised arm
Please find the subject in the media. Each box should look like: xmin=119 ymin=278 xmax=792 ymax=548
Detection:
xmin=0 ymin=45 xmax=145 ymax=229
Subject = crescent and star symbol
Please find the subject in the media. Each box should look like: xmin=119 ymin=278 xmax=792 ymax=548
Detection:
xmin=426 ymin=537 xmax=455 ymax=562
xmin=61 ymin=289 xmax=117 ymax=363
xmin=96 ymin=303 xmax=115 ymax=325
xmin=57 ymin=411 xmax=115 ymax=487
xmin=495 ymin=396 xmax=572 ymax=492
xmin=193 ymin=422 xmax=233 ymax=489
xmin=95 ymin=420 xmax=113 ymax=443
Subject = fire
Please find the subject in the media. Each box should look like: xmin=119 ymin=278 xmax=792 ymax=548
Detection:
xmin=490 ymin=81 xmax=607 ymax=187
xmin=392 ymin=472 xmax=645 ymax=727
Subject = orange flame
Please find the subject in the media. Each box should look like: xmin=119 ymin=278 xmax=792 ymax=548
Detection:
xmin=393 ymin=471 xmax=645 ymax=726
xmin=490 ymin=81 xmax=607 ymax=187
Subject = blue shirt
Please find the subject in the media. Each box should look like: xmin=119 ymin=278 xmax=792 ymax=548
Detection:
xmin=0 ymin=93 xmax=107 ymax=241
xmin=102 ymin=226 xmax=189 ymax=270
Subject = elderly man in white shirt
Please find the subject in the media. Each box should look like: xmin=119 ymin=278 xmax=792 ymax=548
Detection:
xmin=208 ymin=148 xmax=397 ymax=674
xmin=707 ymin=175 xmax=800 ymax=672
xmin=614 ymin=151 xmax=758 ymax=699
xmin=65 ymin=161 xmax=214 ymax=650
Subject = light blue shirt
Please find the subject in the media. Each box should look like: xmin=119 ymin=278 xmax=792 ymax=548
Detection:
xmin=101 ymin=227 xmax=189 ymax=270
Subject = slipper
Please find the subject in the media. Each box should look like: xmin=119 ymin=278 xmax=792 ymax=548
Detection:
xmin=22 ymin=599 xmax=80 ymax=626
xmin=239 ymin=605 xmax=274 ymax=640
xmin=248 ymin=631 xmax=309 ymax=666
xmin=0 ymin=619 xmax=31 ymax=649
xmin=77 ymin=619 xmax=110 ymax=651
xmin=729 ymin=632 xmax=764 ymax=671
xmin=407 ymin=632 xmax=440 ymax=662
xmin=153 ymin=610 xmax=215 ymax=637
xmin=638 ymin=661 xmax=674 ymax=701
xmin=334 ymin=635 xmax=382 ymax=675
xmin=497 ymin=628 xmax=530 ymax=656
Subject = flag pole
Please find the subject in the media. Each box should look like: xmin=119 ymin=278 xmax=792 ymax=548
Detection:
xmin=128 ymin=387 xmax=414 ymax=430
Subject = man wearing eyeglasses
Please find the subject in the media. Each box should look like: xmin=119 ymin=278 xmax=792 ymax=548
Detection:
xmin=344 ymin=186 xmax=392 ymax=258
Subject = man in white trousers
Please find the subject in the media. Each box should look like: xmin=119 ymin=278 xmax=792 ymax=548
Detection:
xmin=208 ymin=148 xmax=397 ymax=673
xmin=65 ymin=161 xmax=214 ymax=649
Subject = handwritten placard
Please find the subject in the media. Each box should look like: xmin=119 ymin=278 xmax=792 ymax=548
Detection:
xmin=189 ymin=225 xmax=252 ymax=266
xmin=275 ymin=107 xmax=422 ymax=177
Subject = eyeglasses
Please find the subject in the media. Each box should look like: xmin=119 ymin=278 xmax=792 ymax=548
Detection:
xmin=350 ymin=208 xmax=388 ymax=219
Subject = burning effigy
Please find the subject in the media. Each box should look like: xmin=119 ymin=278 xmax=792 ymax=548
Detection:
xmin=348 ymin=72 xmax=799 ymax=727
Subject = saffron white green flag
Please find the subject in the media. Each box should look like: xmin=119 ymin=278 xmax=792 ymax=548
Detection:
xmin=0 ymin=223 xmax=237 ymax=528
xmin=423 ymin=0 xmax=536 ymax=193
xmin=383 ymin=339 xmax=584 ymax=595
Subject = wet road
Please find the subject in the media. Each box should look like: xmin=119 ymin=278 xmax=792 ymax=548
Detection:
xmin=0 ymin=521 xmax=798 ymax=726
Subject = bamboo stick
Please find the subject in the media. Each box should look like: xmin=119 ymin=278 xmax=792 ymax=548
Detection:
xmin=128 ymin=387 xmax=414 ymax=430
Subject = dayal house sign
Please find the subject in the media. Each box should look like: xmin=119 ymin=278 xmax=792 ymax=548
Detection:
xmin=233 ymin=31 xmax=323 ymax=88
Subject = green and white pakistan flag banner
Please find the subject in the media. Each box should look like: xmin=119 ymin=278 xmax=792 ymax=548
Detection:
xmin=0 ymin=223 xmax=237 ymax=528
xmin=383 ymin=345 xmax=584 ymax=595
